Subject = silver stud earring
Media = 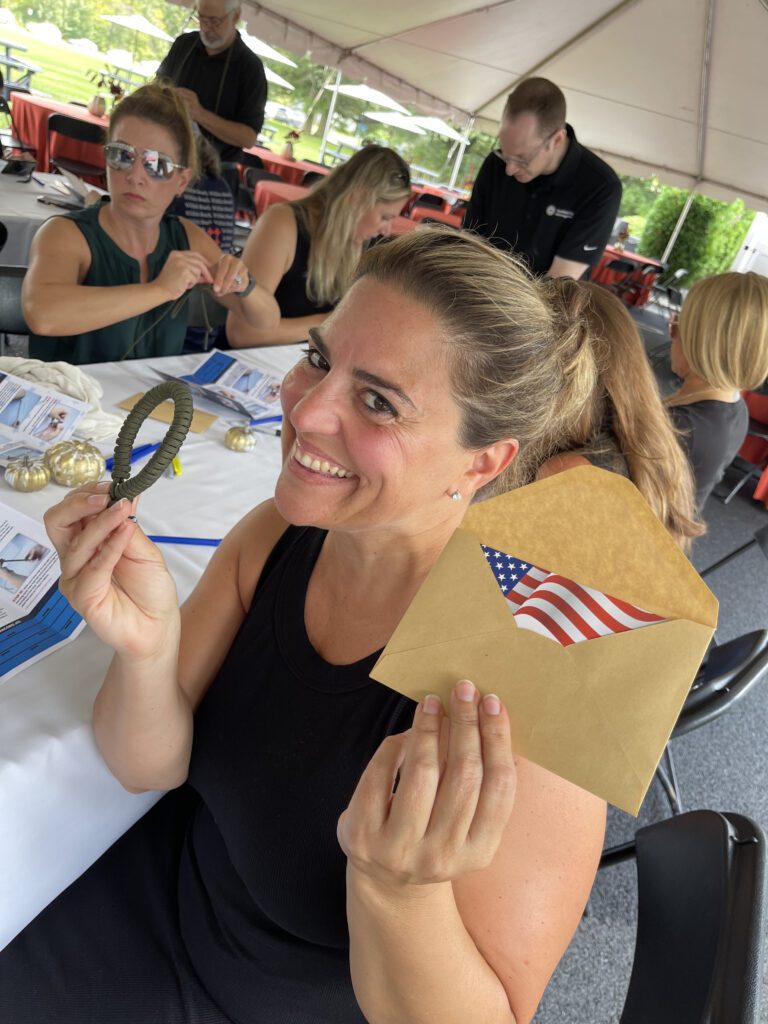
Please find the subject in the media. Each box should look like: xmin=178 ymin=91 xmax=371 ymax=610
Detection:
xmin=450 ymin=490 xmax=461 ymax=502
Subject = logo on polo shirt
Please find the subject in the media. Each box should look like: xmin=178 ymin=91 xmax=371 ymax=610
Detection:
xmin=545 ymin=204 xmax=574 ymax=219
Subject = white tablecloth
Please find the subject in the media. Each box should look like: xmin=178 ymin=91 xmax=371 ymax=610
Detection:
xmin=0 ymin=345 xmax=301 ymax=949
xmin=0 ymin=167 xmax=69 ymax=266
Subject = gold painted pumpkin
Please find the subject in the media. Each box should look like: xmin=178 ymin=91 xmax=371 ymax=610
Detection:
xmin=224 ymin=425 xmax=257 ymax=452
xmin=44 ymin=440 xmax=106 ymax=487
xmin=4 ymin=456 xmax=50 ymax=492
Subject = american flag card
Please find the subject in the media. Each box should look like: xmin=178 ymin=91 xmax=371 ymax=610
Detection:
xmin=481 ymin=545 xmax=665 ymax=647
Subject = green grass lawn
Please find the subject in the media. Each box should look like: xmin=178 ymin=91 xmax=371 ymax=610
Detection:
xmin=0 ymin=24 xmax=117 ymax=104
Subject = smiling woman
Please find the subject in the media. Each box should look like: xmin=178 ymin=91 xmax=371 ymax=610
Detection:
xmin=21 ymin=81 xmax=279 ymax=364
xmin=2 ymin=229 xmax=605 ymax=1024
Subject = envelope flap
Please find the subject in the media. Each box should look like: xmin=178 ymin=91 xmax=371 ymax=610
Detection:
xmin=462 ymin=466 xmax=717 ymax=627
xmin=378 ymin=529 xmax=512 ymax=657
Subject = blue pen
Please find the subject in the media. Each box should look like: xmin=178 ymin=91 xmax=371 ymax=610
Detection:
xmin=105 ymin=442 xmax=160 ymax=472
xmin=148 ymin=535 xmax=221 ymax=547
xmin=32 ymin=174 xmax=46 ymax=187
xmin=248 ymin=414 xmax=283 ymax=426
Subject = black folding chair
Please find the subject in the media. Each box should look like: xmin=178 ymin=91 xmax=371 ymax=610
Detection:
xmin=0 ymin=94 xmax=36 ymax=158
xmin=301 ymin=170 xmax=324 ymax=187
xmin=602 ymin=810 xmax=767 ymax=1024
xmin=47 ymin=113 xmax=105 ymax=183
xmin=0 ymin=265 xmax=29 ymax=355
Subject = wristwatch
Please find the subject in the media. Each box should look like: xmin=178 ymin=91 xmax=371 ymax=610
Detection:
xmin=236 ymin=272 xmax=257 ymax=298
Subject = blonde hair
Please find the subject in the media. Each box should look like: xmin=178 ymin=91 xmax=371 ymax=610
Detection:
xmin=545 ymin=281 xmax=703 ymax=550
xmin=112 ymin=82 xmax=198 ymax=178
xmin=356 ymin=229 xmax=606 ymax=497
xmin=290 ymin=145 xmax=410 ymax=306
xmin=671 ymin=272 xmax=768 ymax=392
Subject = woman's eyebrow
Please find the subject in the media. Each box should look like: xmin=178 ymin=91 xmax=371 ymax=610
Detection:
xmin=308 ymin=327 xmax=416 ymax=410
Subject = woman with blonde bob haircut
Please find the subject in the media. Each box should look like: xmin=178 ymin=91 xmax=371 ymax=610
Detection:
xmin=227 ymin=144 xmax=411 ymax=347
xmin=536 ymin=281 xmax=703 ymax=550
xmin=666 ymin=271 xmax=768 ymax=509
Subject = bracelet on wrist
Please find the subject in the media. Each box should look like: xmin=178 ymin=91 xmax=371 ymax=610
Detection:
xmin=236 ymin=272 xmax=257 ymax=298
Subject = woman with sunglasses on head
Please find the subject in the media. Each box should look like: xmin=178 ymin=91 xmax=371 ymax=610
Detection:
xmin=22 ymin=83 xmax=278 ymax=365
xmin=225 ymin=144 xmax=411 ymax=348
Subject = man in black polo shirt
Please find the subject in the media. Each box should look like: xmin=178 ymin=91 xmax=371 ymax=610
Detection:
xmin=157 ymin=0 xmax=267 ymax=163
xmin=464 ymin=78 xmax=621 ymax=278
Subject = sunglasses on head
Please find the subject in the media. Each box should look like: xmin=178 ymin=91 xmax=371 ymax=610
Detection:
xmin=104 ymin=142 xmax=185 ymax=180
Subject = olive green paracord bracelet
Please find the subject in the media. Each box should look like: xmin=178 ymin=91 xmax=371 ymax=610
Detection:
xmin=108 ymin=381 xmax=194 ymax=504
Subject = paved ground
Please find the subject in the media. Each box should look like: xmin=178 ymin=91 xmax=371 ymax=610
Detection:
xmin=535 ymin=302 xmax=768 ymax=1022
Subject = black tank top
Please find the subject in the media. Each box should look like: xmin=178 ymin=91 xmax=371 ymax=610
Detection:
xmin=179 ymin=526 xmax=415 ymax=1023
xmin=273 ymin=207 xmax=335 ymax=320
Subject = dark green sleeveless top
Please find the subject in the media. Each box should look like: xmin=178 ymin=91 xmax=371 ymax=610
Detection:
xmin=29 ymin=203 xmax=191 ymax=365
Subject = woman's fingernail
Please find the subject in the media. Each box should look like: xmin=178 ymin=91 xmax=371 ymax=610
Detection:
xmin=422 ymin=694 xmax=442 ymax=715
xmin=455 ymin=679 xmax=476 ymax=702
xmin=87 ymin=492 xmax=109 ymax=505
xmin=482 ymin=694 xmax=502 ymax=716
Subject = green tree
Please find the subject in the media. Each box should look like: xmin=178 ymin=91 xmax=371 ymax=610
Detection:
xmin=637 ymin=186 xmax=754 ymax=283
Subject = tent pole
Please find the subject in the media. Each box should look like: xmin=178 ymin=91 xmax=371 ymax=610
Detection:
xmin=661 ymin=190 xmax=697 ymax=265
xmin=319 ymin=69 xmax=341 ymax=165
xmin=449 ymin=116 xmax=474 ymax=189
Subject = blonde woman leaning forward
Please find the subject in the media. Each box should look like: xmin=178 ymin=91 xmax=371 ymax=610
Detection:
xmin=23 ymin=83 xmax=278 ymax=364
xmin=537 ymin=280 xmax=703 ymax=550
xmin=2 ymin=231 xmax=605 ymax=1024
xmin=226 ymin=144 xmax=411 ymax=347
xmin=666 ymin=271 xmax=768 ymax=509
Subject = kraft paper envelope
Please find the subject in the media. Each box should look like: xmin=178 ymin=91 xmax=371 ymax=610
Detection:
xmin=370 ymin=466 xmax=718 ymax=815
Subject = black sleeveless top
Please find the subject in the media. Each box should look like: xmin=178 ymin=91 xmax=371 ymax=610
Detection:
xmin=180 ymin=526 xmax=415 ymax=1023
xmin=273 ymin=208 xmax=336 ymax=321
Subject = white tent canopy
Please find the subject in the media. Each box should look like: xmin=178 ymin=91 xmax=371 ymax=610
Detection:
xmin=363 ymin=110 xmax=426 ymax=134
xmin=101 ymin=14 xmax=173 ymax=43
xmin=323 ymin=82 xmax=409 ymax=113
xmin=169 ymin=0 xmax=768 ymax=211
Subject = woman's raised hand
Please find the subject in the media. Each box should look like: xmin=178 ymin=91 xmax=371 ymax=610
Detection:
xmin=155 ymin=250 xmax=214 ymax=301
xmin=211 ymin=254 xmax=251 ymax=297
xmin=43 ymin=482 xmax=179 ymax=661
xmin=337 ymin=680 xmax=517 ymax=890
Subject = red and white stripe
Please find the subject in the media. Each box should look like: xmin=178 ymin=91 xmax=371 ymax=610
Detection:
xmin=505 ymin=568 xmax=664 ymax=647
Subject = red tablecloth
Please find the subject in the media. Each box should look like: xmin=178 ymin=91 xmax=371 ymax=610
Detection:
xmin=592 ymin=246 xmax=664 ymax=307
xmin=11 ymin=93 xmax=108 ymax=176
xmin=254 ymin=179 xmax=308 ymax=216
xmin=244 ymin=146 xmax=331 ymax=187
xmin=410 ymin=207 xmax=462 ymax=228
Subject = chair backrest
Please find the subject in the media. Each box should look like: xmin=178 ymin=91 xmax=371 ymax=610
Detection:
xmin=239 ymin=152 xmax=264 ymax=170
xmin=605 ymin=258 xmax=637 ymax=274
xmin=673 ymin=629 xmax=768 ymax=736
xmin=412 ymin=192 xmax=444 ymax=209
xmin=620 ymin=810 xmax=766 ymax=1024
xmin=0 ymin=266 xmax=28 ymax=335
xmin=301 ymin=170 xmax=324 ymax=187
xmin=244 ymin=168 xmax=284 ymax=189
xmin=48 ymin=113 xmax=106 ymax=146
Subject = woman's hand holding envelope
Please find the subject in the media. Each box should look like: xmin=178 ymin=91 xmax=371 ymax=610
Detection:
xmin=337 ymin=680 xmax=517 ymax=889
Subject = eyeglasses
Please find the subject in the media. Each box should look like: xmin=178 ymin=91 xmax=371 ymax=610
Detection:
xmin=104 ymin=142 xmax=185 ymax=180
xmin=193 ymin=9 xmax=234 ymax=28
xmin=493 ymin=128 xmax=560 ymax=170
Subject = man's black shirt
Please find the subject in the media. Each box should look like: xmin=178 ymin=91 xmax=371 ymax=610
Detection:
xmin=464 ymin=124 xmax=622 ymax=276
xmin=157 ymin=31 xmax=267 ymax=163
